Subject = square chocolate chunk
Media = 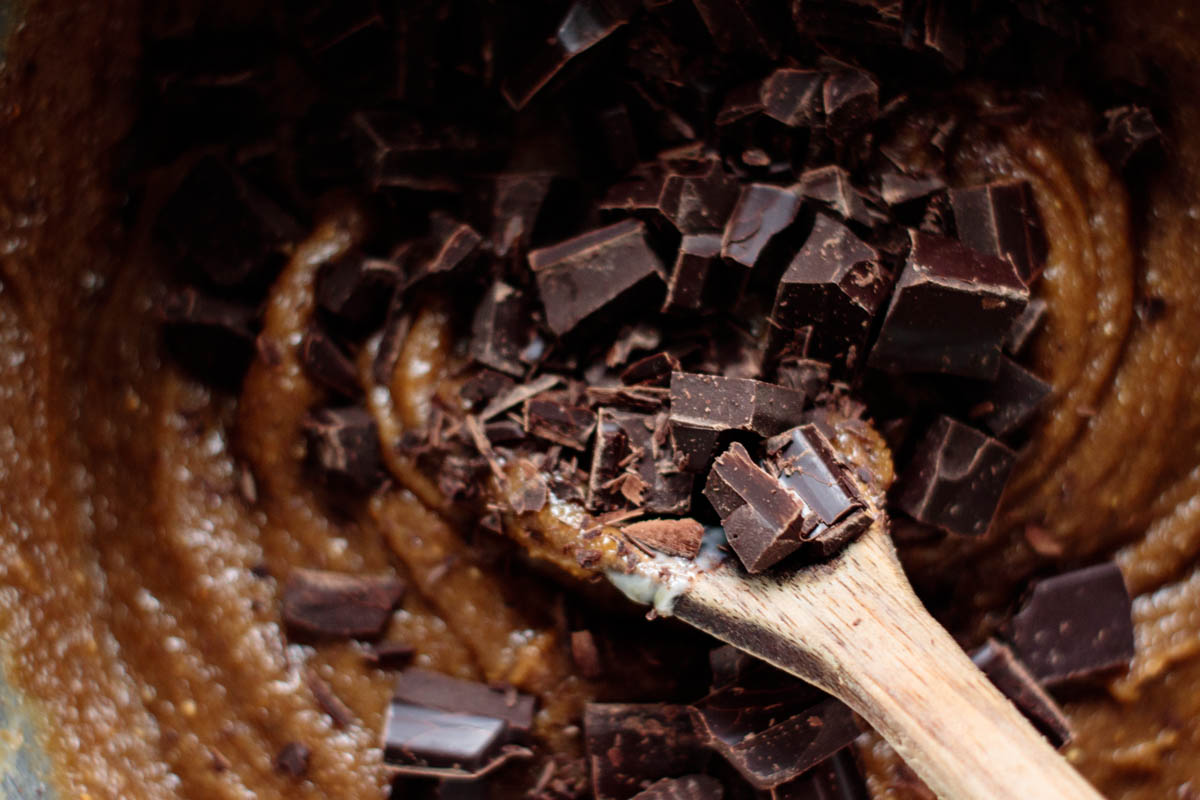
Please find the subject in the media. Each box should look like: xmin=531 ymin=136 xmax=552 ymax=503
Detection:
xmin=949 ymin=180 xmax=1047 ymax=285
xmin=721 ymin=184 xmax=803 ymax=268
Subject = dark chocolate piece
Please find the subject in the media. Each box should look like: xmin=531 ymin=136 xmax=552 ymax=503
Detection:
xmin=974 ymin=357 xmax=1052 ymax=437
xmin=408 ymin=213 xmax=483 ymax=285
xmin=949 ymin=180 xmax=1047 ymax=285
xmin=658 ymin=159 xmax=741 ymax=234
xmin=631 ymin=775 xmax=725 ymax=800
xmin=601 ymin=164 xmax=669 ymax=214
xmin=761 ymin=69 xmax=824 ymax=128
xmin=571 ymin=630 xmax=605 ymax=678
xmin=771 ymin=215 xmax=889 ymax=367
xmin=462 ymin=370 xmax=518 ymax=410
xmin=869 ymin=230 xmax=1029 ymax=379
xmin=774 ymin=359 xmax=829 ymax=399
xmin=589 ymin=408 xmax=693 ymax=514
xmin=972 ymin=639 xmax=1072 ymax=748
xmin=663 ymin=234 xmax=744 ymax=314
xmin=282 ymin=568 xmax=404 ymax=640
xmin=690 ymin=0 xmax=778 ymax=55
xmin=316 ymin=253 xmax=401 ymax=332
xmin=822 ymin=70 xmax=879 ymax=140
xmin=382 ymin=703 xmax=507 ymax=771
xmin=584 ymin=703 xmax=709 ymax=800
xmin=717 ymin=81 xmax=766 ymax=126
xmin=303 ymin=406 xmax=384 ymax=491
xmin=502 ymin=0 xmax=638 ymax=109
xmin=470 ymin=281 xmax=532 ymax=377
xmin=879 ymin=171 xmax=945 ymax=206
xmin=391 ymin=668 xmax=535 ymax=735
xmin=300 ymin=327 xmax=361 ymax=397
xmin=704 ymin=442 xmax=813 ymax=573
xmin=721 ymin=184 xmax=802 ymax=268
xmin=690 ymin=676 xmax=859 ymax=789
xmin=1010 ymin=562 xmax=1135 ymax=687
xmin=367 ymin=642 xmax=417 ymax=670
xmin=1005 ymin=297 xmax=1047 ymax=356
xmin=623 ymin=518 xmax=706 ymax=558
xmin=669 ymin=372 xmax=808 ymax=472
xmin=524 ymin=398 xmax=597 ymax=450
xmin=159 ymin=287 xmax=257 ymax=385
xmin=921 ymin=0 xmax=966 ymax=70
xmin=621 ymin=352 xmax=681 ymax=387
xmin=274 ymin=741 xmax=311 ymax=777
xmin=350 ymin=112 xmax=487 ymax=190
xmin=479 ymin=374 xmax=564 ymax=421
xmin=1098 ymin=105 xmax=1161 ymax=169
xmin=893 ymin=415 xmax=1016 ymax=537
xmin=530 ymin=219 xmax=665 ymax=336
xmin=768 ymin=749 xmax=869 ymax=800
xmin=481 ymin=173 xmax=553 ymax=258
xmin=796 ymin=167 xmax=873 ymax=228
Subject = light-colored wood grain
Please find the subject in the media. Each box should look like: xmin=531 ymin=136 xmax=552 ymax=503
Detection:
xmin=673 ymin=519 xmax=1104 ymax=800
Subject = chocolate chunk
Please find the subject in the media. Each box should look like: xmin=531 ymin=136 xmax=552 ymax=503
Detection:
xmin=282 ymin=568 xmax=404 ymax=640
xmin=717 ymin=81 xmax=766 ymax=126
xmin=721 ymin=184 xmax=802 ymax=268
xmin=316 ymin=254 xmax=401 ymax=332
xmin=1098 ymin=105 xmax=1161 ymax=169
xmin=663 ymin=234 xmax=744 ymax=314
xmin=350 ymin=112 xmax=489 ymax=190
xmin=892 ymin=415 xmax=1016 ymax=537
xmin=771 ymin=215 xmax=889 ymax=367
xmin=470 ymin=281 xmax=533 ymax=377
xmin=524 ymin=398 xmax=597 ymax=449
xmin=571 ymin=630 xmax=605 ymax=678
xmin=1010 ymin=562 xmax=1135 ymax=687
xmin=761 ymin=69 xmax=824 ymax=128
xmin=530 ymin=219 xmax=665 ymax=336
xmin=690 ymin=676 xmax=859 ymax=789
xmin=973 ymin=357 xmax=1052 ymax=437
xmin=589 ymin=408 xmax=693 ymax=514
xmin=869 ymin=230 xmax=1029 ymax=379
xmin=408 ymin=213 xmax=483 ymax=285
xmin=669 ymin=372 xmax=808 ymax=472
xmin=373 ymin=303 xmax=413 ymax=386
xmin=303 ymin=406 xmax=384 ymax=491
xmin=622 ymin=352 xmax=681 ymax=387
xmin=1004 ymin=296 xmax=1047 ymax=356
xmin=584 ymin=703 xmax=709 ymax=800
xmin=705 ymin=442 xmax=813 ymax=573
xmin=461 ymin=369 xmax=517 ymax=410
xmin=601 ymin=164 xmax=670 ymax=214
xmin=631 ymin=776 xmax=725 ymax=800
xmin=274 ymin=741 xmax=311 ymax=777
xmin=690 ymin=0 xmax=778 ymax=56
xmin=949 ymin=180 xmax=1047 ymax=284
xmin=768 ymin=749 xmax=869 ymax=800
xmin=502 ymin=0 xmax=638 ymax=109
xmin=480 ymin=173 xmax=553 ymax=258
xmin=623 ymin=518 xmax=706 ymax=558
xmin=971 ymin=639 xmax=1072 ymax=748
xmin=154 ymin=156 xmax=300 ymax=289
xmin=658 ymin=159 xmax=742 ymax=234
xmin=383 ymin=702 xmax=508 ymax=772
xmin=822 ymin=69 xmax=879 ymax=140
xmin=391 ymin=668 xmax=535 ymax=735
xmin=921 ymin=0 xmax=966 ymax=70
xmin=796 ymin=167 xmax=873 ymax=228
xmin=480 ymin=374 xmax=564 ymax=421
xmin=367 ymin=642 xmax=417 ymax=670
xmin=300 ymin=327 xmax=361 ymax=397
xmin=773 ymin=359 xmax=829 ymax=398
xmin=879 ymin=171 xmax=946 ymax=207
xmin=484 ymin=418 xmax=528 ymax=445
xmin=159 ymin=287 xmax=257 ymax=386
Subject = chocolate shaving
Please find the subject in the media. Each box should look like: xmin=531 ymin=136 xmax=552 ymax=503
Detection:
xmin=584 ymin=703 xmax=709 ymax=800
xmin=273 ymin=741 xmax=311 ymax=777
xmin=623 ymin=518 xmax=705 ymax=559
xmin=282 ymin=568 xmax=404 ymax=640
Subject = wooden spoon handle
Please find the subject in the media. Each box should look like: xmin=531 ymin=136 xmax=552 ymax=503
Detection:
xmin=673 ymin=523 xmax=1103 ymax=800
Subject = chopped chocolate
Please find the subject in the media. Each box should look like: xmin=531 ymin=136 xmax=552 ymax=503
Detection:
xmin=391 ymin=668 xmax=535 ymax=735
xmin=570 ymin=630 xmax=605 ymax=679
xmin=704 ymin=442 xmax=813 ymax=573
xmin=502 ymin=0 xmax=639 ymax=109
xmin=408 ymin=213 xmax=483 ymax=285
xmin=721 ymin=184 xmax=802 ymax=268
xmin=690 ymin=675 xmax=859 ymax=789
xmin=771 ymin=214 xmax=889 ymax=367
xmin=822 ymin=69 xmax=879 ymax=140
xmin=300 ymin=327 xmax=361 ymax=397
xmin=663 ymin=234 xmax=744 ymax=314
xmin=470 ymin=281 xmax=531 ymax=377
xmin=658 ymin=159 xmax=741 ymax=234
xmin=584 ymin=703 xmax=709 ymax=800
xmin=892 ymin=415 xmax=1016 ymax=537
xmin=1005 ymin=296 xmax=1047 ymax=356
xmin=669 ymin=372 xmax=808 ymax=472
xmin=601 ymin=164 xmax=669 ymax=214
xmin=622 ymin=352 xmax=681 ymax=387
xmin=796 ymin=167 xmax=873 ymax=228
xmin=524 ymin=399 xmax=597 ymax=450
xmin=530 ymin=219 xmax=665 ymax=336
xmin=1010 ymin=562 xmax=1135 ymax=687
xmin=481 ymin=173 xmax=553 ymax=258
xmin=1098 ymin=105 xmax=1161 ymax=169
xmin=367 ymin=642 xmax=417 ymax=670
xmin=382 ymin=702 xmax=508 ymax=772
xmin=948 ymin=180 xmax=1047 ymax=284
xmin=484 ymin=418 xmax=527 ymax=445
xmin=623 ymin=518 xmax=706 ymax=558
xmin=303 ymin=406 xmax=384 ymax=491
xmin=761 ymin=69 xmax=824 ymax=128
xmin=768 ymin=749 xmax=869 ymax=800
xmin=717 ymin=81 xmax=766 ymax=126
xmin=159 ymin=287 xmax=257 ymax=386
xmin=869 ymin=230 xmax=1029 ymax=379
xmin=773 ymin=359 xmax=830 ymax=398
xmin=631 ymin=775 xmax=725 ymax=800
xmin=479 ymin=373 xmax=564 ymax=421
xmin=973 ymin=357 xmax=1052 ymax=437
xmin=972 ymin=639 xmax=1072 ymax=748
xmin=589 ymin=408 xmax=693 ymax=514
xmin=879 ymin=171 xmax=945 ymax=207
xmin=316 ymin=253 xmax=401 ymax=332
xmin=373 ymin=303 xmax=413 ymax=386
xmin=282 ymin=568 xmax=404 ymax=640
xmin=350 ymin=112 xmax=489 ymax=190
xmin=274 ymin=741 xmax=311 ymax=777
xmin=307 ymin=669 xmax=356 ymax=728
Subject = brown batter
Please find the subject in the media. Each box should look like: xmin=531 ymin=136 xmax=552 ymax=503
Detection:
xmin=1 ymin=1 xmax=1200 ymax=799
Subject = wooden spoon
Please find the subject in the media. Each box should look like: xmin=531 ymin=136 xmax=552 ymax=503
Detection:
xmin=624 ymin=518 xmax=1103 ymax=800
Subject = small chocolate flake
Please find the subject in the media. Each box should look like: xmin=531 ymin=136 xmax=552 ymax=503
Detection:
xmin=623 ymin=518 xmax=705 ymax=559
xmin=303 ymin=406 xmax=384 ymax=491
xmin=282 ymin=568 xmax=404 ymax=640
xmin=274 ymin=741 xmax=311 ymax=777
xmin=392 ymin=668 xmax=535 ymax=734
